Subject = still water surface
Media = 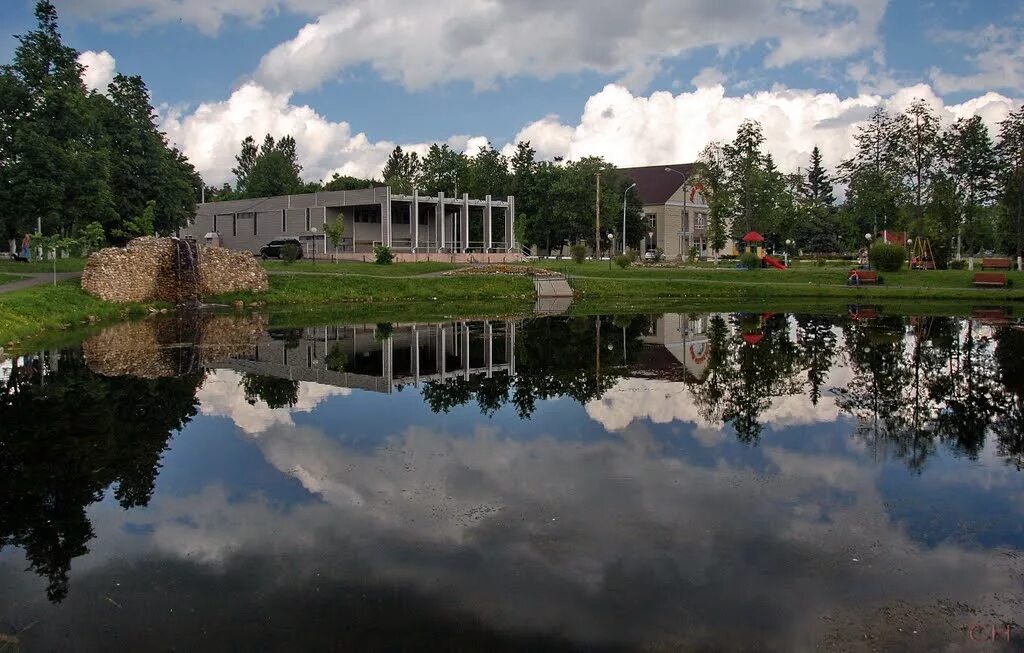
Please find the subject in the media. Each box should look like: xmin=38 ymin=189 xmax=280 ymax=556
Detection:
xmin=2 ymin=310 xmax=1024 ymax=651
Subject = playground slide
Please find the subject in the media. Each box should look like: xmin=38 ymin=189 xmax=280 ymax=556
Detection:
xmin=762 ymin=255 xmax=787 ymax=270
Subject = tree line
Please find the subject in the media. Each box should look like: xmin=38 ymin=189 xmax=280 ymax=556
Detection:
xmin=0 ymin=1 xmax=200 ymax=248
xmin=696 ymin=104 xmax=1024 ymax=262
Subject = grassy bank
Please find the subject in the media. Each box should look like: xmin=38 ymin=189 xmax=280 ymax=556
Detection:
xmin=262 ymin=260 xmax=458 ymax=276
xmin=0 ymin=257 xmax=87 ymax=273
xmin=219 ymin=271 xmax=534 ymax=306
xmin=0 ymin=280 xmax=153 ymax=345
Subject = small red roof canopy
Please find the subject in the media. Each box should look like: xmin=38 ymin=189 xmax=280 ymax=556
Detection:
xmin=742 ymin=333 xmax=764 ymax=346
xmin=742 ymin=231 xmax=764 ymax=243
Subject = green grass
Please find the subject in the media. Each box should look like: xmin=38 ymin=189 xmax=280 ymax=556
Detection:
xmin=262 ymin=259 xmax=458 ymax=277
xmin=0 ymin=273 xmax=25 ymax=286
xmin=0 ymin=257 xmax=87 ymax=273
xmin=219 ymin=271 xmax=534 ymax=306
xmin=0 ymin=280 xmax=153 ymax=345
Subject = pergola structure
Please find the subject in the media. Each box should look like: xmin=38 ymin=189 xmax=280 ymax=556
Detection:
xmin=182 ymin=187 xmax=518 ymax=257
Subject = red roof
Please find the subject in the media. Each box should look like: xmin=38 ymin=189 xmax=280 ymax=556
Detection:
xmin=742 ymin=333 xmax=764 ymax=345
xmin=619 ymin=163 xmax=697 ymax=205
xmin=742 ymin=231 xmax=764 ymax=242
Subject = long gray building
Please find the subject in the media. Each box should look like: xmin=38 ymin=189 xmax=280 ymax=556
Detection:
xmin=181 ymin=187 xmax=517 ymax=257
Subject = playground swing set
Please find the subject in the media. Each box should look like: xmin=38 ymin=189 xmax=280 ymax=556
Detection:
xmin=909 ymin=237 xmax=936 ymax=270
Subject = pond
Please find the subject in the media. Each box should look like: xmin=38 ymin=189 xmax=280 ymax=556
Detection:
xmin=2 ymin=309 xmax=1024 ymax=651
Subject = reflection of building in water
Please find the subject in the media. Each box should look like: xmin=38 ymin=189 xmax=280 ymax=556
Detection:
xmin=635 ymin=313 xmax=711 ymax=383
xmin=214 ymin=320 xmax=517 ymax=393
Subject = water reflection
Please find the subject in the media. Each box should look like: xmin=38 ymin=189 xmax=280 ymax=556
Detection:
xmin=2 ymin=308 xmax=1024 ymax=649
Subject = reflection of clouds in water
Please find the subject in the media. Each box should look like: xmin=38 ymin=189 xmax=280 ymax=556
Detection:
xmin=98 ymin=413 xmax=1022 ymax=649
xmin=197 ymin=369 xmax=350 ymax=435
xmin=585 ymin=376 xmax=850 ymax=433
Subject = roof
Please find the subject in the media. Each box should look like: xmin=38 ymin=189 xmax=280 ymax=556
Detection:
xmin=742 ymin=231 xmax=765 ymax=242
xmin=619 ymin=163 xmax=697 ymax=205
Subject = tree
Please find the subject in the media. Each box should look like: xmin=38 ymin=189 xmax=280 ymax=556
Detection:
xmin=112 ymin=199 xmax=156 ymax=240
xmin=232 ymin=135 xmax=259 ymax=193
xmin=695 ymin=143 xmax=730 ymax=256
xmin=322 ymin=173 xmax=378 ymax=191
xmin=722 ymin=120 xmax=770 ymax=238
xmin=230 ymin=134 xmax=305 ymax=198
xmin=419 ymin=143 xmax=468 ymax=196
xmin=795 ymin=147 xmax=841 ymax=252
xmin=325 ymin=217 xmax=345 ymax=253
xmin=381 ymin=145 xmax=420 ymax=194
xmin=840 ymin=107 xmax=908 ymax=238
xmin=996 ymin=106 xmax=1024 ymax=260
xmin=940 ymin=115 xmax=998 ymax=256
xmin=240 ymin=373 xmax=299 ymax=409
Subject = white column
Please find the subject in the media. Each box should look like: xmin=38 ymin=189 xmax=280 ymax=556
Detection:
xmin=438 ymin=192 xmax=445 ymax=252
xmin=508 ymin=320 xmax=516 ymax=376
xmin=462 ymin=193 xmax=470 ymax=253
xmin=485 ymin=195 xmax=493 ymax=252
xmin=385 ymin=187 xmax=393 ymax=247
xmin=412 ymin=190 xmax=419 ymax=252
xmin=510 ymin=196 xmax=516 ymax=250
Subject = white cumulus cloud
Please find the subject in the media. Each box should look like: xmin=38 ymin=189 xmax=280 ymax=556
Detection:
xmin=78 ymin=50 xmax=116 ymax=93
xmin=253 ymin=0 xmax=888 ymax=93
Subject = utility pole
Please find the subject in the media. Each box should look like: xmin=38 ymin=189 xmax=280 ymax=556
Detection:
xmin=595 ymin=172 xmax=601 ymax=260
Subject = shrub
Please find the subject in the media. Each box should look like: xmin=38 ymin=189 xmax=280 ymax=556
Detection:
xmin=739 ymin=251 xmax=761 ymax=269
xmin=280 ymin=243 xmax=300 ymax=263
xmin=614 ymin=254 xmax=631 ymax=269
xmin=652 ymin=247 xmax=665 ymax=262
xmin=949 ymin=259 xmax=967 ymax=270
xmin=868 ymin=243 xmax=905 ymax=272
xmin=626 ymin=248 xmax=640 ymax=262
xmin=688 ymin=245 xmax=699 ymax=260
xmin=570 ymin=244 xmax=587 ymax=263
xmin=374 ymin=245 xmax=394 ymax=265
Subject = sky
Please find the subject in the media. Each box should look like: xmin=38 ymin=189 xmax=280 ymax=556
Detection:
xmin=2 ymin=0 xmax=1023 ymax=187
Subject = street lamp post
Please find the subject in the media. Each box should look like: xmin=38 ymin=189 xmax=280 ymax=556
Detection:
xmin=607 ymin=233 xmax=614 ymax=269
xmin=784 ymin=239 xmax=793 ymax=267
xmin=311 ymin=226 xmax=318 ymax=265
xmin=623 ymin=182 xmax=636 ymax=256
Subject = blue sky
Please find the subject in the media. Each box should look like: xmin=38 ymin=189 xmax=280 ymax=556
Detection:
xmin=2 ymin=0 xmax=1021 ymax=184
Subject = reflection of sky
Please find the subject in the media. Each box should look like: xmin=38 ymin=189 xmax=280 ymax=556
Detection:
xmin=5 ymin=364 xmax=1024 ymax=650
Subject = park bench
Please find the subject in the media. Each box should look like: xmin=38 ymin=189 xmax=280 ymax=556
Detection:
xmin=848 ymin=269 xmax=879 ymax=284
xmin=981 ymin=257 xmax=1012 ymax=270
xmin=971 ymin=308 xmax=1010 ymax=325
xmin=973 ymin=272 xmax=1008 ymax=288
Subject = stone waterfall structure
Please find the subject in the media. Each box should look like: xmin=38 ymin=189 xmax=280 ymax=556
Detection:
xmin=81 ymin=236 xmax=268 ymax=303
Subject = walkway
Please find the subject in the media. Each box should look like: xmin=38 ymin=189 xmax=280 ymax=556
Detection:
xmin=0 ymin=272 xmax=81 ymax=293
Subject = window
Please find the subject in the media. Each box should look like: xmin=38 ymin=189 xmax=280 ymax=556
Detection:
xmin=281 ymin=210 xmax=286 ymax=233
xmin=213 ymin=215 xmax=217 ymax=231
xmin=393 ymin=207 xmax=410 ymax=225
xmin=696 ymin=214 xmax=705 ymax=229
xmin=304 ymin=208 xmax=311 ymax=232
xmin=232 ymin=214 xmax=237 ymax=237
xmin=646 ymin=213 xmax=657 ymax=230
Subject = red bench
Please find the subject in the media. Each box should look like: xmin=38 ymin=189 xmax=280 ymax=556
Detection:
xmin=848 ymin=270 xmax=879 ymax=284
xmin=973 ymin=272 xmax=1008 ymax=287
xmin=981 ymin=258 xmax=1012 ymax=270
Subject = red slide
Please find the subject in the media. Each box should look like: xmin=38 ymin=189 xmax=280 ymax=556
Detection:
xmin=762 ymin=255 xmax=787 ymax=270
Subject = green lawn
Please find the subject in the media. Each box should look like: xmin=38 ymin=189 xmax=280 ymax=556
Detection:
xmin=0 ymin=257 xmax=87 ymax=273
xmin=262 ymin=260 xmax=458 ymax=277
xmin=220 ymin=271 xmax=534 ymax=306
xmin=0 ymin=280 xmax=153 ymax=345
xmin=0 ymin=273 xmax=25 ymax=286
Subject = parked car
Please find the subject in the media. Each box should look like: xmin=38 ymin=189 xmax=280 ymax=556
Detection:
xmin=259 ymin=238 xmax=303 ymax=259
xmin=643 ymin=249 xmax=656 ymax=261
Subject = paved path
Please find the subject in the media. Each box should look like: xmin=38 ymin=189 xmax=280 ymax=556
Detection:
xmin=0 ymin=272 xmax=81 ymax=293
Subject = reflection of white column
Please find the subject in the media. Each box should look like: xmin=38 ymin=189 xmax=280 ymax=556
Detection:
xmin=463 ymin=323 xmax=470 ymax=380
xmin=509 ymin=320 xmax=516 ymax=376
xmin=440 ymin=324 xmax=447 ymax=380
xmin=438 ymin=193 xmax=445 ymax=252
xmin=412 ymin=190 xmax=419 ymax=252
xmin=383 ymin=334 xmax=394 ymax=391
xmin=486 ymin=321 xmax=493 ymax=377
xmin=414 ymin=326 xmax=420 ymax=386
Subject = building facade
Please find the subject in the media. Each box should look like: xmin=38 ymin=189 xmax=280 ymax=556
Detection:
xmin=620 ymin=164 xmax=715 ymax=260
xmin=181 ymin=187 xmax=517 ymax=258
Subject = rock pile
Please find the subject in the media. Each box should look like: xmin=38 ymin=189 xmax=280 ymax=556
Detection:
xmin=81 ymin=237 xmax=268 ymax=303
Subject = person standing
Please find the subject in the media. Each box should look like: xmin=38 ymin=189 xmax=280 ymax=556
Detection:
xmin=19 ymin=233 xmax=31 ymax=260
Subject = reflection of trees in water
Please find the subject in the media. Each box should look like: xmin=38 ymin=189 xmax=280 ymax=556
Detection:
xmin=241 ymin=373 xmax=300 ymax=409
xmin=0 ymin=351 xmax=202 ymax=602
xmin=692 ymin=314 xmax=808 ymax=443
xmin=994 ymin=327 xmax=1024 ymax=469
xmin=421 ymin=315 xmax=651 ymax=418
xmin=796 ymin=315 xmax=839 ymax=406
